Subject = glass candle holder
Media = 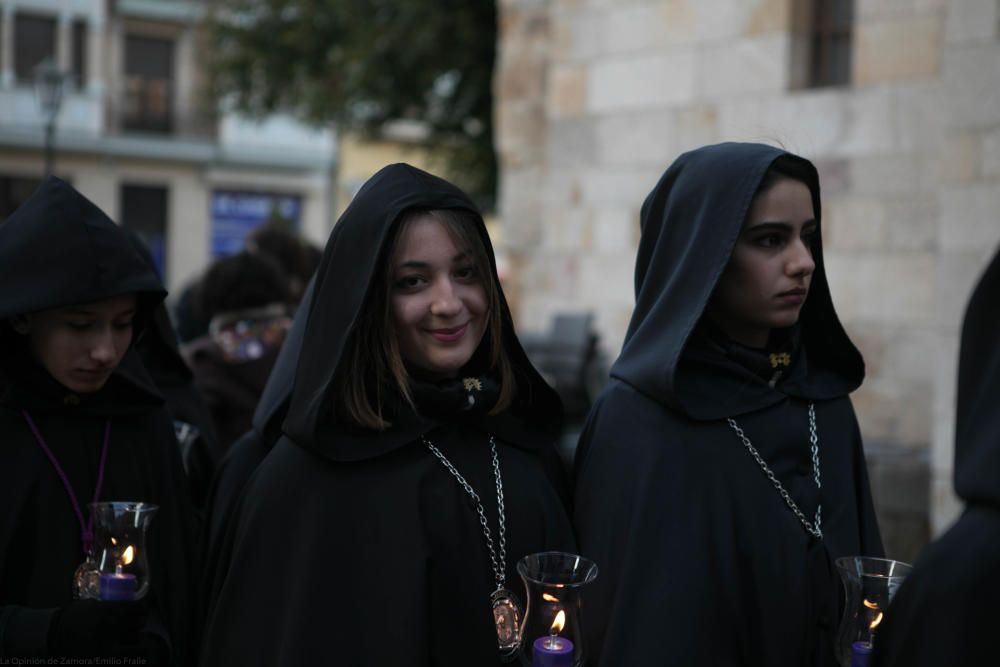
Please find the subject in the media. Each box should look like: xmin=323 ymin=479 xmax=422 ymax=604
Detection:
xmin=834 ymin=556 xmax=912 ymax=667
xmin=517 ymin=551 xmax=598 ymax=667
xmin=74 ymin=502 xmax=158 ymax=601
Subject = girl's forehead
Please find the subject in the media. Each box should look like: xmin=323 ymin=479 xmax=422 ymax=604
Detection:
xmin=47 ymin=294 xmax=138 ymax=317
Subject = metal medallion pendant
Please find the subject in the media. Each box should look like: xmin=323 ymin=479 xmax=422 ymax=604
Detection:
xmin=72 ymin=556 xmax=101 ymax=599
xmin=491 ymin=587 xmax=523 ymax=658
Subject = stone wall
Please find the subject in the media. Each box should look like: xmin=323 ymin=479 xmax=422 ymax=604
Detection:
xmin=496 ymin=0 xmax=1000 ymax=554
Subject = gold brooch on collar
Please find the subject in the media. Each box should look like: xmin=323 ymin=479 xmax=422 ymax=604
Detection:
xmin=769 ymin=352 xmax=792 ymax=368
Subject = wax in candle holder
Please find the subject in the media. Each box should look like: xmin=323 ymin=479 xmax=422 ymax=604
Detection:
xmin=849 ymin=640 xmax=872 ymax=667
xmin=532 ymin=633 xmax=574 ymax=667
xmin=75 ymin=501 xmax=158 ymax=601
xmin=834 ymin=557 xmax=912 ymax=667
xmin=517 ymin=552 xmax=598 ymax=667
xmin=99 ymin=564 xmax=138 ymax=601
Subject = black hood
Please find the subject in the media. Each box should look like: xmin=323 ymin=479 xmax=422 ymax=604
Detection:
xmin=250 ymin=276 xmax=314 ymax=442
xmin=282 ymin=163 xmax=562 ymax=462
xmin=0 ymin=176 xmax=166 ymax=321
xmin=0 ymin=177 xmax=167 ymax=410
xmin=611 ymin=142 xmax=864 ymax=420
xmin=126 ymin=230 xmax=193 ymax=386
xmin=954 ymin=246 xmax=1000 ymax=508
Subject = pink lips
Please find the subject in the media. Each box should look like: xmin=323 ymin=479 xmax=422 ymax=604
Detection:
xmin=429 ymin=323 xmax=469 ymax=343
xmin=776 ymin=287 xmax=807 ymax=305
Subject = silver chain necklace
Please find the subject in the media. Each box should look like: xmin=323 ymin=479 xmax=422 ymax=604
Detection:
xmin=726 ymin=402 xmax=823 ymax=539
xmin=423 ymin=434 xmax=523 ymax=658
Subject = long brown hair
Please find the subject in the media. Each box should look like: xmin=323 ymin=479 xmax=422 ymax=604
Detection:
xmin=336 ymin=208 xmax=515 ymax=430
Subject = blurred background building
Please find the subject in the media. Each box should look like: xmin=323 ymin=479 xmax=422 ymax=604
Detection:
xmin=496 ymin=0 xmax=1000 ymax=561
xmin=0 ymin=0 xmax=335 ymax=289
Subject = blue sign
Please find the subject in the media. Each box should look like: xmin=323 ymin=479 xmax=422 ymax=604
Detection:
xmin=211 ymin=190 xmax=302 ymax=257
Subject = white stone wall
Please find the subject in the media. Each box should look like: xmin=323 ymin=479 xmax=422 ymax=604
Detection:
xmin=496 ymin=0 xmax=1000 ymax=538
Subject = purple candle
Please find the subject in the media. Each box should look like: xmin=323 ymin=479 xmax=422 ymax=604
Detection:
xmin=532 ymin=634 xmax=574 ymax=667
xmin=99 ymin=567 xmax=137 ymax=601
xmin=850 ymin=640 xmax=872 ymax=667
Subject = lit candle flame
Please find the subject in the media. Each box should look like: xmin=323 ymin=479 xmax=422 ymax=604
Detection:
xmin=869 ymin=612 xmax=884 ymax=631
xmin=543 ymin=593 xmax=560 ymax=603
xmin=111 ymin=537 xmax=118 ymax=546
xmin=863 ymin=599 xmax=879 ymax=609
xmin=122 ymin=545 xmax=135 ymax=566
xmin=550 ymin=610 xmax=566 ymax=635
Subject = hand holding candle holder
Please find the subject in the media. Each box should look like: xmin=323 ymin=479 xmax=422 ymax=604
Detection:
xmin=517 ymin=551 xmax=598 ymax=667
xmin=834 ymin=556 xmax=912 ymax=667
xmin=73 ymin=502 xmax=158 ymax=601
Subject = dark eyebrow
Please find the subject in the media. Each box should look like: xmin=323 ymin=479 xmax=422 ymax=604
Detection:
xmin=396 ymin=252 xmax=469 ymax=271
xmin=63 ymin=307 xmax=137 ymax=318
xmin=744 ymin=219 xmax=817 ymax=234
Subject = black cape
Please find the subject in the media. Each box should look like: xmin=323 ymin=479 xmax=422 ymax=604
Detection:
xmin=201 ymin=164 xmax=575 ymax=666
xmin=201 ymin=276 xmax=314 ymax=600
xmin=871 ymin=246 xmax=1000 ymax=667
xmin=574 ymin=143 xmax=883 ymax=666
xmin=0 ymin=178 xmax=199 ymax=663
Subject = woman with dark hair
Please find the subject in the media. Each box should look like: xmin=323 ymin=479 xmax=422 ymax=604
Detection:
xmin=201 ymin=164 xmax=574 ymax=666
xmin=574 ymin=143 xmax=883 ymax=666
xmin=0 ymin=178 xmax=198 ymax=663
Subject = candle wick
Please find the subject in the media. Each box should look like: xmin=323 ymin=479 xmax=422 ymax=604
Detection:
xmin=115 ymin=563 xmax=123 ymax=575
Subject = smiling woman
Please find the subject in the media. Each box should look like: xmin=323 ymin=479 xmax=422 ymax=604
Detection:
xmin=201 ymin=164 xmax=575 ymax=667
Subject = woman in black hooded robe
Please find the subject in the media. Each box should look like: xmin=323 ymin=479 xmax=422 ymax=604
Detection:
xmin=574 ymin=143 xmax=883 ymax=666
xmin=870 ymin=245 xmax=1000 ymax=667
xmin=0 ymin=178 xmax=198 ymax=663
xmin=201 ymin=163 xmax=575 ymax=666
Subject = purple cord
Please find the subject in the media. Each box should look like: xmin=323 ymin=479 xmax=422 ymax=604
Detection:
xmin=22 ymin=410 xmax=111 ymax=556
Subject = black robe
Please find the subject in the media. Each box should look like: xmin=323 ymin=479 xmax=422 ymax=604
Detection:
xmin=871 ymin=246 xmax=1000 ymax=667
xmin=200 ymin=164 xmax=575 ymax=666
xmin=0 ymin=177 xmax=199 ymax=664
xmin=201 ymin=277 xmax=313 ymax=604
xmin=574 ymin=143 xmax=884 ymax=666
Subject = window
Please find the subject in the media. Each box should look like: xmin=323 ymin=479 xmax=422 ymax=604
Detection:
xmin=123 ymin=35 xmax=175 ymax=133
xmin=14 ymin=13 xmax=56 ymax=83
xmin=807 ymin=0 xmax=854 ymax=88
xmin=120 ymin=184 xmax=169 ymax=279
xmin=71 ymin=20 xmax=88 ymax=90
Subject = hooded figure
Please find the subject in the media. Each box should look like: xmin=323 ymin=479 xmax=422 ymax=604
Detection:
xmin=574 ymin=143 xmax=883 ymax=666
xmin=201 ymin=276 xmax=313 ymax=601
xmin=870 ymin=246 xmax=1000 ymax=667
xmin=0 ymin=178 xmax=198 ymax=663
xmin=200 ymin=164 xmax=575 ymax=666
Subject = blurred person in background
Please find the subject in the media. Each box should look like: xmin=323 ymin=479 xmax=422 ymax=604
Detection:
xmin=201 ymin=278 xmax=312 ymax=623
xmin=0 ymin=178 xmax=198 ymax=664
xmin=128 ymin=232 xmax=221 ymax=510
xmin=871 ymin=245 xmax=1000 ymax=667
xmin=245 ymin=221 xmax=322 ymax=308
xmin=181 ymin=252 xmax=292 ymax=453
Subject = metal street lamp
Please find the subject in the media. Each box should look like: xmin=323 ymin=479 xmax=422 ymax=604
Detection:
xmin=34 ymin=58 xmax=66 ymax=178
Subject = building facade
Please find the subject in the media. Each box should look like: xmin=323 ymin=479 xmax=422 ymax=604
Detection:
xmin=0 ymin=0 xmax=336 ymax=292
xmin=496 ymin=0 xmax=1000 ymax=559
